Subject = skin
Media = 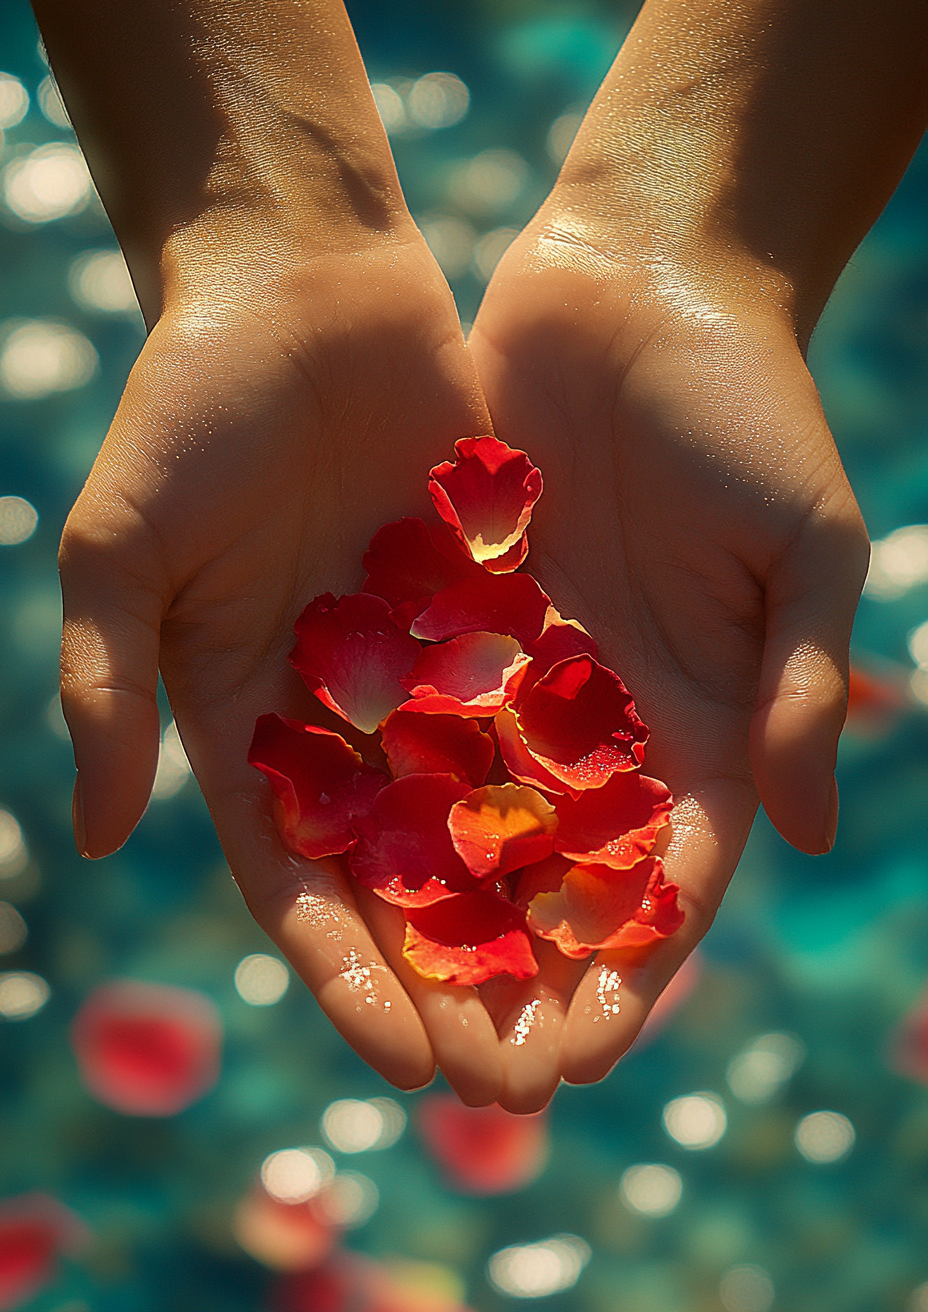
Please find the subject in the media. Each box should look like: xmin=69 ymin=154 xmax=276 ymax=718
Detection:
xmin=33 ymin=0 xmax=926 ymax=1109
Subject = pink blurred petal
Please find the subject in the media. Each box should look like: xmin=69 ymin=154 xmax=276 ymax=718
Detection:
xmin=417 ymin=1095 xmax=548 ymax=1194
xmin=0 ymin=1195 xmax=87 ymax=1312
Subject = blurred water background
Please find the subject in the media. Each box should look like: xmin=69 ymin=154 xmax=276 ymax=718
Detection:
xmin=1 ymin=0 xmax=926 ymax=1308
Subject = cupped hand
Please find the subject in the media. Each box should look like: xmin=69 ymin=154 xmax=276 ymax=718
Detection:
xmin=59 ymin=235 xmax=513 ymax=1103
xmin=468 ymin=223 xmax=869 ymax=1110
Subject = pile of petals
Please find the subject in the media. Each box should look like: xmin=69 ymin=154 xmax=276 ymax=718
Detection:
xmin=250 ymin=436 xmax=683 ymax=986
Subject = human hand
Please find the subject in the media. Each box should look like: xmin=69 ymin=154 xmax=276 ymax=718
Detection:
xmin=468 ymin=231 xmax=868 ymax=1111
xmin=58 ymin=235 xmax=524 ymax=1102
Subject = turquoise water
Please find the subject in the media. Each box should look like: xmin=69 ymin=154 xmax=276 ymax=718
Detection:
xmin=1 ymin=1 xmax=926 ymax=1309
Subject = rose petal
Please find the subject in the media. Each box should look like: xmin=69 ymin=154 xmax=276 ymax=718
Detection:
xmin=349 ymin=774 xmax=477 ymax=906
xmin=0 ymin=1195 xmax=86 ymax=1312
xmin=400 ymin=632 xmax=531 ymax=716
xmin=523 ymin=606 xmax=598 ymax=682
xmin=495 ymin=707 xmax=578 ymax=796
xmin=403 ymin=891 xmax=539 ymax=985
xmin=361 ymin=517 xmax=483 ymax=614
xmin=290 ymin=593 xmax=422 ymax=734
xmin=505 ymin=655 xmax=648 ymax=791
xmin=410 ymin=572 xmax=550 ymax=647
xmin=553 ymin=771 xmax=672 ymax=868
xmin=381 ymin=711 xmax=494 ymax=787
xmin=526 ymin=857 xmax=684 ymax=958
xmin=417 ymin=1096 xmax=549 ymax=1195
xmin=249 ymin=714 xmax=387 ymax=859
xmin=448 ymin=784 xmax=558 ymax=880
xmin=428 ymin=435 xmax=543 ymax=572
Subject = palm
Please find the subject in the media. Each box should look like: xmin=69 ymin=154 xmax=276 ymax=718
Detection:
xmin=60 ymin=241 xmax=513 ymax=1101
xmin=469 ymin=244 xmax=868 ymax=1107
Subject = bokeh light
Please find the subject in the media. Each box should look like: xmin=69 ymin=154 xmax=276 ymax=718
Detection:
xmin=794 ymin=1110 xmax=856 ymax=1163
xmin=311 ymin=1172 xmax=379 ymax=1228
xmin=260 ymin=1147 xmax=335 ymax=1204
xmin=149 ymin=721 xmax=191 ymax=800
xmin=446 ymin=149 xmax=529 ymax=217
xmin=68 ymin=248 xmax=138 ymax=315
xmin=662 ymin=1092 xmax=728 ymax=1149
xmin=0 ymin=809 xmax=27 ymax=879
xmin=619 ymin=1163 xmax=683 ymax=1217
xmin=36 ymin=74 xmax=70 ymax=127
xmin=418 ymin=213 xmax=477 ymax=278
xmin=726 ymin=1032 xmax=806 ymax=1104
xmin=473 ymin=226 xmax=519 ymax=282
xmin=2 ymin=144 xmax=92 ymax=223
xmin=406 ymin=72 xmax=470 ymax=129
xmin=0 ymin=496 xmax=38 ymax=545
xmin=0 ymin=971 xmax=49 ymax=1020
xmin=719 ymin=1264 xmax=775 ymax=1312
xmin=320 ymin=1097 xmax=406 ymax=1153
xmin=909 ymin=1281 xmax=928 ymax=1312
xmin=546 ymin=110 xmax=582 ymax=164
xmin=0 ymin=72 xmax=29 ymax=128
xmin=0 ymin=319 xmax=97 ymax=399
xmin=233 ymin=1185 xmax=338 ymax=1271
xmin=234 ymin=953 xmax=290 ymax=1006
xmin=370 ymin=81 xmax=406 ymax=134
xmin=864 ymin=524 xmax=928 ymax=599
xmin=487 ymin=1234 xmax=590 ymax=1298
xmin=0 ymin=901 xmax=27 ymax=954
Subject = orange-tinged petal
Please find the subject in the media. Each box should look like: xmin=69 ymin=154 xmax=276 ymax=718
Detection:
xmin=509 ymin=655 xmax=648 ymax=791
xmin=290 ymin=593 xmax=421 ymax=735
xmin=381 ymin=711 xmax=494 ymax=787
xmin=249 ymin=714 xmax=387 ymax=859
xmin=553 ymin=771 xmax=672 ymax=868
xmin=400 ymin=632 xmax=531 ymax=716
xmin=361 ymin=516 xmax=484 ymax=616
xmin=349 ymin=774 xmax=478 ymax=906
xmin=523 ymin=606 xmax=598 ymax=680
xmin=526 ymin=857 xmax=683 ymax=959
xmin=428 ymin=435 xmax=542 ymax=571
xmin=403 ymin=891 xmax=539 ymax=985
xmin=448 ymin=784 xmax=558 ymax=880
xmin=410 ymin=572 xmax=550 ymax=648
xmin=495 ymin=707 xmax=577 ymax=797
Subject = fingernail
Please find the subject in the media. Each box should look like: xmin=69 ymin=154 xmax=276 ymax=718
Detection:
xmin=72 ymin=773 xmax=88 ymax=857
xmin=823 ymin=776 xmax=839 ymax=852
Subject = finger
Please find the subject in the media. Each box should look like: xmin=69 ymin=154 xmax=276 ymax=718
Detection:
xmin=560 ymin=779 xmax=754 ymax=1085
xmin=356 ymin=887 xmax=504 ymax=1107
xmin=480 ymin=943 xmax=588 ymax=1114
xmin=751 ymin=513 xmax=869 ymax=854
xmin=59 ymin=513 xmax=164 ymax=859
xmin=184 ymin=706 xmax=436 ymax=1092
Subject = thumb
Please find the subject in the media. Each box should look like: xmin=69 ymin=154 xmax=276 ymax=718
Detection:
xmin=59 ymin=507 xmax=165 ymax=859
xmin=750 ymin=513 xmax=869 ymax=854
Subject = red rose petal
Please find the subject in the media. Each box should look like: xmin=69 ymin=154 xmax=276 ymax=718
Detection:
xmin=526 ymin=857 xmax=684 ymax=958
xmin=508 ymin=655 xmax=648 ymax=791
xmin=410 ymin=572 xmax=550 ymax=648
xmin=349 ymin=774 xmax=477 ymax=906
xmin=361 ymin=517 xmax=483 ymax=613
xmin=70 ymin=981 xmax=222 ymax=1116
xmin=428 ymin=436 xmax=543 ymax=571
xmin=403 ymin=891 xmax=539 ymax=985
xmin=233 ymin=1186 xmax=338 ymax=1273
xmin=553 ymin=771 xmax=672 ymax=868
xmin=400 ymin=632 xmax=531 ymax=716
xmin=448 ymin=784 xmax=558 ymax=880
xmin=381 ymin=711 xmax=494 ymax=787
xmin=249 ymin=714 xmax=386 ymax=859
xmin=417 ymin=1095 xmax=549 ymax=1195
xmin=291 ymin=593 xmax=421 ymax=734
xmin=495 ymin=708 xmax=577 ymax=796
xmin=0 ymin=1195 xmax=86 ymax=1312
xmin=523 ymin=606 xmax=598 ymax=683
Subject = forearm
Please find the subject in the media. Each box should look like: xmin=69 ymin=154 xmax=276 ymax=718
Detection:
xmin=550 ymin=0 xmax=927 ymax=341
xmin=32 ymin=0 xmax=411 ymax=322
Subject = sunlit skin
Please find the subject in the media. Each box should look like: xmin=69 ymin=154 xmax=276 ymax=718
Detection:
xmin=35 ymin=0 xmax=927 ymax=1110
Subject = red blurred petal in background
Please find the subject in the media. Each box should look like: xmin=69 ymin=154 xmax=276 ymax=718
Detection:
xmin=428 ymin=436 xmax=542 ymax=572
xmin=381 ymin=711 xmax=494 ymax=787
xmin=508 ymin=656 xmax=648 ymax=791
xmin=409 ymin=573 xmax=549 ymax=648
xmin=400 ymin=632 xmax=530 ymax=716
xmin=553 ymin=771 xmax=672 ymax=868
xmin=349 ymin=775 xmax=477 ymax=906
xmin=448 ymin=784 xmax=557 ymax=880
xmin=524 ymin=856 xmax=683 ymax=958
xmin=403 ymin=891 xmax=539 ymax=985
xmin=417 ymin=1095 xmax=549 ymax=1194
xmin=249 ymin=715 xmax=386 ymax=858
xmin=270 ymin=1251 xmax=476 ymax=1312
xmin=633 ymin=950 xmax=703 ymax=1048
xmin=0 ymin=1194 xmax=86 ymax=1312
xmin=234 ymin=1186 xmax=338 ymax=1273
xmin=70 ymin=981 xmax=222 ymax=1116
xmin=291 ymin=593 xmax=422 ymax=734
xmin=888 ymin=988 xmax=928 ymax=1085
